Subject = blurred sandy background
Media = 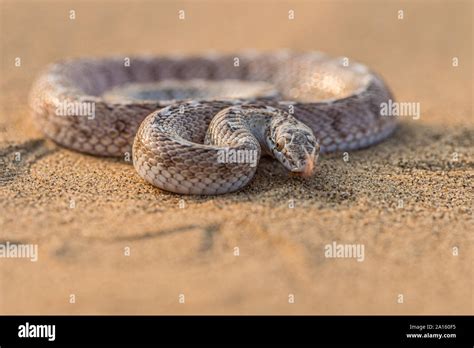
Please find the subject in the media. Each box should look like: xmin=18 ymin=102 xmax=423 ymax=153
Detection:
xmin=0 ymin=0 xmax=472 ymax=314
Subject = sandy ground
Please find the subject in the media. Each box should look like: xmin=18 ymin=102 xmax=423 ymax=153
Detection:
xmin=0 ymin=0 xmax=472 ymax=314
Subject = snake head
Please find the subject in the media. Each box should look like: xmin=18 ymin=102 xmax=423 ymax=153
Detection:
xmin=268 ymin=124 xmax=319 ymax=177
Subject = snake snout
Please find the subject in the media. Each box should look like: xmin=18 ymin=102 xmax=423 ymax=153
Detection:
xmin=280 ymin=130 xmax=320 ymax=178
xmin=290 ymin=149 xmax=319 ymax=178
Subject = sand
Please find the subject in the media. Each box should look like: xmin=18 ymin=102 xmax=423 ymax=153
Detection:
xmin=0 ymin=0 xmax=472 ymax=314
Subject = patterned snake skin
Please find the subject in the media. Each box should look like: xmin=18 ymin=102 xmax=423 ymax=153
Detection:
xmin=29 ymin=51 xmax=396 ymax=195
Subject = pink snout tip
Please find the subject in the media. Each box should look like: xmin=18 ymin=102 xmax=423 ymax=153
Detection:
xmin=290 ymin=152 xmax=318 ymax=178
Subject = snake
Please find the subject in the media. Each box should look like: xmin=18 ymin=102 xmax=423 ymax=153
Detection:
xmin=29 ymin=51 xmax=396 ymax=195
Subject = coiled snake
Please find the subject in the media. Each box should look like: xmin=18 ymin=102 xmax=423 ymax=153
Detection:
xmin=29 ymin=51 xmax=396 ymax=195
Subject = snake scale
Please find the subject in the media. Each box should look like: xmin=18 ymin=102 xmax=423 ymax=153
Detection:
xmin=29 ymin=51 xmax=396 ymax=195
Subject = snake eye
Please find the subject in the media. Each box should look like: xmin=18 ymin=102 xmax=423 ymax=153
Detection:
xmin=275 ymin=139 xmax=285 ymax=152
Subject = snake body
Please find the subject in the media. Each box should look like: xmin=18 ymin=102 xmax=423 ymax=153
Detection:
xmin=29 ymin=51 xmax=396 ymax=195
